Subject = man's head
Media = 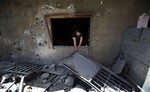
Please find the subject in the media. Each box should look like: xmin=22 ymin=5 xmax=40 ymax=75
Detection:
xmin=76 ymin=30 xmax=81 ymax=36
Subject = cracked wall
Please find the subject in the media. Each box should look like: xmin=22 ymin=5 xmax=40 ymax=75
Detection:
xmin=0 ymin=0 xmax=150 ymax=66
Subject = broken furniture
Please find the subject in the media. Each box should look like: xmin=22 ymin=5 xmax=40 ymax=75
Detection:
xmin=60 ymin=51 xmax=135 ymax=92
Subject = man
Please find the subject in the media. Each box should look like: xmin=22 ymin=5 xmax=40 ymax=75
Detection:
xmin=72 ymin=30 xmax=83 ymax=51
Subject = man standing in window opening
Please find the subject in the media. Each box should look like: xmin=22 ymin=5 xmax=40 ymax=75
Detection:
xmin=72 ymin=30 xmax=83 ymax=51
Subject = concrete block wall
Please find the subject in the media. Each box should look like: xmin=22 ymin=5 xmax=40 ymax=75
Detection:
xmin=123 ymin=28 xmax=150 ymax=86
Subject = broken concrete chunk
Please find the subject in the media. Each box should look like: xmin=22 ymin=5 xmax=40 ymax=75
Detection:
xmin=65 ymin=76 xmax=75 ymax=87
xmin=40 ymin=73 xmax=50 ymax=79
xmin=49 ymin=64 xmax=56 ymax=71
xmin=24 ymin=85 xmax=47 ymax=92
xmin=69 ymin=85 xmax=87 ymax=92
xmin=42 ymin=65 xmax=66 ymax=75
xmin=67 ymin=4 xmax=75 ymax=9
xmin=53 ymin=90 xmax=65 ymax=92
xmin=0 ymin=82 xmax=18 ymax=92
xmin=1 ymin=73 xmax=13 ymax=84
xmin=42 ymin=79 xmax=48 ymax=84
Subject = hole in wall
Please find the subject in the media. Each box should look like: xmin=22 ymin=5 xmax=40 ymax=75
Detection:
xmin=51 ymin=18 xmax=90 ymax=46
xmin=17 ymin=48 xmax=22 ymax=51
xmin=39 ymin=43 xmax=44 ymax=46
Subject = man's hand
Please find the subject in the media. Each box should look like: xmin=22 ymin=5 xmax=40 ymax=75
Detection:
xmin=74 ymin=47 xmax=77 ymax=51
xmin=77 ymin=45 xmax=81 ymax=50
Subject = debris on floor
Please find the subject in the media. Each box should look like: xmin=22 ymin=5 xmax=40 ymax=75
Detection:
xmin=0 ymin=62 xmax=90 ymax=92
xmin=60 ymin=51 xmax=135 ymax=92
xmin=0 ymin=51 xmax=135 ymax=92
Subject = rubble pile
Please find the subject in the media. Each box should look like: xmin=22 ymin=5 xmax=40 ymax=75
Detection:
xmin=0 ymin=62 xmax=91 ymax=92
xmin=24 ymin=64 xmax=77 ymax=92
xmin=0 ymin=51 xmax=135 ymax=92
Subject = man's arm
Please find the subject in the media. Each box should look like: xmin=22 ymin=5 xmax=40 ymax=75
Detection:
xmin=72 ymin=37 xmax=77 ymax=50
xmin=78 ymin=36 xmax=83 ymax=47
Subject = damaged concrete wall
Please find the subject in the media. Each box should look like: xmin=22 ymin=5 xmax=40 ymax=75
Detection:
xmin=123 ymin=28 xmax=150 ymax=86
xmin=0 ymin=0 xmax=150 ymax=66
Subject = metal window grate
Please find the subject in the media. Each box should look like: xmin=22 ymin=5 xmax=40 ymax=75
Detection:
xmin=61 ymin=51 xmax=135 ymax=92
xmin=7 ymin=63 xmax=42 ymax=75
xmin=91 ymin=69 xmax=133 ymax=92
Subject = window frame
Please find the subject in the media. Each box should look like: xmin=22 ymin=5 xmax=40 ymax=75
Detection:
xmin=44 ymin=13 xmax=92 ymax=48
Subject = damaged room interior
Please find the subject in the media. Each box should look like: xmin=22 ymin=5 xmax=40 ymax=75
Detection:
xmin=0 ymin=0 xmax=150 ymax=92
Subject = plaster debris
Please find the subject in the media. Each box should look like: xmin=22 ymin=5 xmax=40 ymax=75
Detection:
xmin=0 ymin=62 xmax=42 ymax=92
xmin=88 ymin=88 xmax=98 ymax=92
xmin=95 ymin=13 xmax=101 ymax=17
xmin=36 ymin=37 xmax=47 ymax=47
xmin=49 ymin=64 xmax=56 ymax=71
xmin=35 ymin=5 xmax=55 ymax=19
xmin=0 ymin=62 xmax=91 ymax=92
xmin=24 ymin=29 xmax=31 ymax=37
xmin=0 ymin=52 xmax=136 ymax=92
xmin=67 ymin=4 xmax=75 ymax=9
xmin=69 ymin=85 xmax=86 ymax=92
xmin=65 ymin=76 xmax=75 ymax=86
xmin=19 ymin=40 xmax=25 ymax=50
xmin=41 ymin=5 xmax=55 ymax=10
xmin=100 ymin=0 xmax=103 ymax=4
xmin=53 ymin=90 xmax=65 ymax=92
xmin=1 ymin=73 xmax=13 ymax=84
